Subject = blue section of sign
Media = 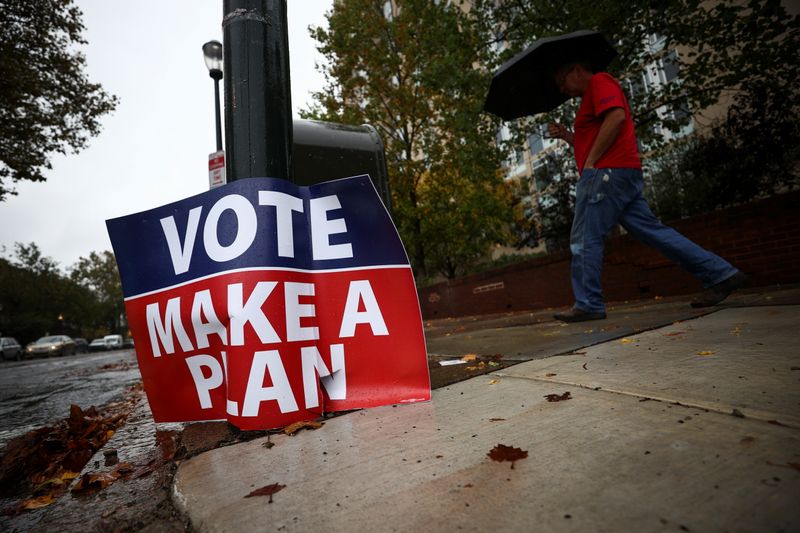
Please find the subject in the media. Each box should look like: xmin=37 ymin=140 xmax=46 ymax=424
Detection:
xmin=106 ymin=176 xmax=409 ymax=297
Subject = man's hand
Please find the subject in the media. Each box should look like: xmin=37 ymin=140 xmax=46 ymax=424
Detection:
xmin=547 ymin=122 xmax=574 ymax=145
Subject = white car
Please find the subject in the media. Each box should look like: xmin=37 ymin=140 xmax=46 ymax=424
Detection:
xmin=104 ymin=334 xmax=123 ymax=350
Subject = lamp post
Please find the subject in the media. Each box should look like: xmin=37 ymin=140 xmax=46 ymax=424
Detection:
xmin=202 ymin=40 xmax=224 ymax=151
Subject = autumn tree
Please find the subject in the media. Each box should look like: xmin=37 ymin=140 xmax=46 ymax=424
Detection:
xmin=0 ymin=0 xmax=118 ymax=201
xmin=306 ymin=0 xmax=511 ymax=278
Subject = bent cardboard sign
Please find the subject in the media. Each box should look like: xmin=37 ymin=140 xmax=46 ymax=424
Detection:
xmin=107 ymin=176 xmax=430 ymax=430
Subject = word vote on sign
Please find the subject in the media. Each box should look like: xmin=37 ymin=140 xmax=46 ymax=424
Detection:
xmin=107 ymin=176 xmax=430 ymax=430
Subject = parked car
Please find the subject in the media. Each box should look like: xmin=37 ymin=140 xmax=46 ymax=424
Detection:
xmin=0 ymin=337 xmax=22 ymax=361
xmin=73 ymin=338 xmax=89 ymax=354
xmin=123 ymin=337 xmax=135 ymax=349
xmin=89 ymin=338 xmax=107 ymax=352
xmin=25 ymin=335 xmax=76 ymax=357
xmin=104 ymin=334 xmax=123 ymax=350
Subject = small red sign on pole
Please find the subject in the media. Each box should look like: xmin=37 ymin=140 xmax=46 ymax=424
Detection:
xmin=208 ymin=151 xmax=225 ymax=189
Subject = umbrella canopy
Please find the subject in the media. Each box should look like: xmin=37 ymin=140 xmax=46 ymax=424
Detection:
xmin=484 ymin=30 xmax=617 ymax=121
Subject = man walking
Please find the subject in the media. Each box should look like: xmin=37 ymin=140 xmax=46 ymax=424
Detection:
xmin=547 ymin=61 xmax=746 ymax=323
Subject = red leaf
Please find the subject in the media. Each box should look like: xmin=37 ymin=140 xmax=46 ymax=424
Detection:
xmin=245 ymin=483 xmax=286 ymax=503
xmin=487 ymin=444 xmax=528 ymax=469
xmin=544 ymin=392 xmax=572 ymax=402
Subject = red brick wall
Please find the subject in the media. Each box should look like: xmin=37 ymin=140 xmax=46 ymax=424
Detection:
xmin=418 ymin=191 xmax=800 ymax=318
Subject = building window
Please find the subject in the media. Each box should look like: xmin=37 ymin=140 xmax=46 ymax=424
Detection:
xmin=528 ymin=131 xmax=544 ymax=155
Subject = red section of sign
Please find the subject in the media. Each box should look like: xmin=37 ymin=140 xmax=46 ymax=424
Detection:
xmin=124 ymin=267 xmax=429 ymax=430
xmin=208 ymin=155 xmax=224 ymax=170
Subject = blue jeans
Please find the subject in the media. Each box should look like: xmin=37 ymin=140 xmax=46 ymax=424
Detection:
xmin=569 ymin=168 xmax=738 ymax=313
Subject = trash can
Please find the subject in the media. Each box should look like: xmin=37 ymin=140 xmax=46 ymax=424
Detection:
xmin=291 ymin=119 xmax=392 ymax=213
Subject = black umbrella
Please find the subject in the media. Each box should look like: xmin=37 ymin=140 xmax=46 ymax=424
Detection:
xmin=484 ymin=30 xmax=617 ymax=120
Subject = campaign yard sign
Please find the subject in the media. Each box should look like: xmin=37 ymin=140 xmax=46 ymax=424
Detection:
xmin=106 ymin=176 xmax=430 ymax=430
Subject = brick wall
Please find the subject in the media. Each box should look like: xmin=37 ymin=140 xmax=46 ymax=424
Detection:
xmin=418 ymin=191 xmax=800 ymax=319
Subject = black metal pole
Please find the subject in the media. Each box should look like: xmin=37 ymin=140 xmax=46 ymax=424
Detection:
xmin=222 ymin=0 xmax=293 ymax=182
xmin=213 ymin=76 xmax=223 ymax=151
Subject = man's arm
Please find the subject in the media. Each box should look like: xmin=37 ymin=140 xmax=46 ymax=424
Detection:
xmin=583 ymin=107 xmax=625 ymax=169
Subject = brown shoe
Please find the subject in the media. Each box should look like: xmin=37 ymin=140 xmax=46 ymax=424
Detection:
xmin=691 ymin=271 xmax=748 ymax=308
xmin=553 ymin=308 xmax=607 ymax=323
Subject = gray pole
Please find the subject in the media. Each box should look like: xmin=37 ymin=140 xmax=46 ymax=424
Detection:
xmin=222 ymin=0 xmax=293 ymax=181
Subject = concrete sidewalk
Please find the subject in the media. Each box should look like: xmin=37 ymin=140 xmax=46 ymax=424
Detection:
xmin=172 ymin=293 xmax=800 ymax=532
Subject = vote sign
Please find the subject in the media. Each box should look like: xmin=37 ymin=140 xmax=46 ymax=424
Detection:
xmin=107 ymin=176 xmax=430 ymax=430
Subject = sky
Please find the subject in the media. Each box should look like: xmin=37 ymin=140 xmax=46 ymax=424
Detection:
xmin=0 ymin=0 xmax=334 ymax=269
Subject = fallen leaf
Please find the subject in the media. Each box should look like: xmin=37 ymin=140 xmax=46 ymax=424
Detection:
xmin=544 ymin=392 xmax=572 ymax=402
xmin=283 ymin=420 xmax=323 ymax=436
xmin=21 ymin=495 xmax=55 ymax=510
xmin=487 ymin=444 xmax=528 ymax=469
xmin=488 ymin=379 xmax=499 ymax=385
xmin=664 ymin=331 xmax=688 ymax=337
xmin=545 ymin=373 xmax=557 ymax=377
xmin=488 ymin=361 xmax=500 ymax=367
xmin=71 ymin=471 xmax=120 ymax=494
xmin=461 ymin=354 xmax=477 ymax=362
xmin=489 ymin=418 xmax=506 ymax=422
xmin=463 ymin=483 xmax=474 ymax=488
xmin=582 ymin=363 xmax=588 ymax=370
xmin=697 ymin=350 xmax=715 ymax=356
xmin=245 ymin=483 xmax=286 ymax=503
xmin=620 ymin=338 xmax=634 ymax=344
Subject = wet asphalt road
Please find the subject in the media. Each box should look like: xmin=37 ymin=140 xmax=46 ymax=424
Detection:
xmin=0 ymin=350 xmax=141 ymax=448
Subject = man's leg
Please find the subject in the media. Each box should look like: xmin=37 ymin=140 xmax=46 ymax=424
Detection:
xmin=618 ymin=184 xmax=742 ymax=300
xmin=560 ymin=169 xmax=626 ymax=320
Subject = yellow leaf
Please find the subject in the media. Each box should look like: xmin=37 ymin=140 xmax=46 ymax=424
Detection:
xmin=283 ymin=420 xmax=324 ymax=435
xmin=21 ymin=495 xmax=55 ymax=510
xmin=488 ymin=379 xmax=499 ymax=385
xmin=461 ymin=354 xmax=477 ymax=362
xmin=620 ymin=338 xmax=634 ymax=344
xmin=697 ymin=350 xmax=715 ymax=356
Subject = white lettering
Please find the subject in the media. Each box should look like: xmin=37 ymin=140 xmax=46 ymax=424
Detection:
xmin=186 ymin=354 xmax=223 ymax=409
xmin=284 ymin=282 xmax=319 ymax=342
xmin=221 ymin=351 xmax=238 ymax=416
xmin=228 ymin=282 xmax=281 ymax=345
xmin=258 ymin=191 xmax=304 ymax=258
xmin=301 ymin=344 xmax=346 ymax=409
xmin=310 ymin=195 xmax=353 ymax=260
xmin=339 ymin=280 xmax=389 ymax=337
xmin=242 ymin=350 xmax=299 ymax=416
xmin=191 ymin=289 xmax=227 ymax=349
xmin=146 ymin=297 xmax=194 ymax=357
xmin=160 ymin=207 xmax=202 ymax=275
xmin=203 ymin=194 xmax=257 ymax=262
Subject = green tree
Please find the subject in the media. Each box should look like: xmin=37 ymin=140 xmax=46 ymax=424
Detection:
xmin=306 ymin=0 xmax=511 ymax=278
xmin=0 ymin=0 xmax=118 ymax=201
xmin=0 ymin=244 xmax=121 ymax=344
xmin=473 ymin=0 xmax=799 ymax=145
xmin=0 ymin=243 xmax=95 ymax=344
xmin=69 ymin=251 xmax=124 ymax=335
xmin=473 ymin=0 xmax=800 ymax=229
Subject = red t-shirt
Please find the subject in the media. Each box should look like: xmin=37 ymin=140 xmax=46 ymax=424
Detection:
xmin=573 ymin=73 xmax=641 ymax=173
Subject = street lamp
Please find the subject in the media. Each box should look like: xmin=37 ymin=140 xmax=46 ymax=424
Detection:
xmin=203 ymin=40 xmax=223 ymax=151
